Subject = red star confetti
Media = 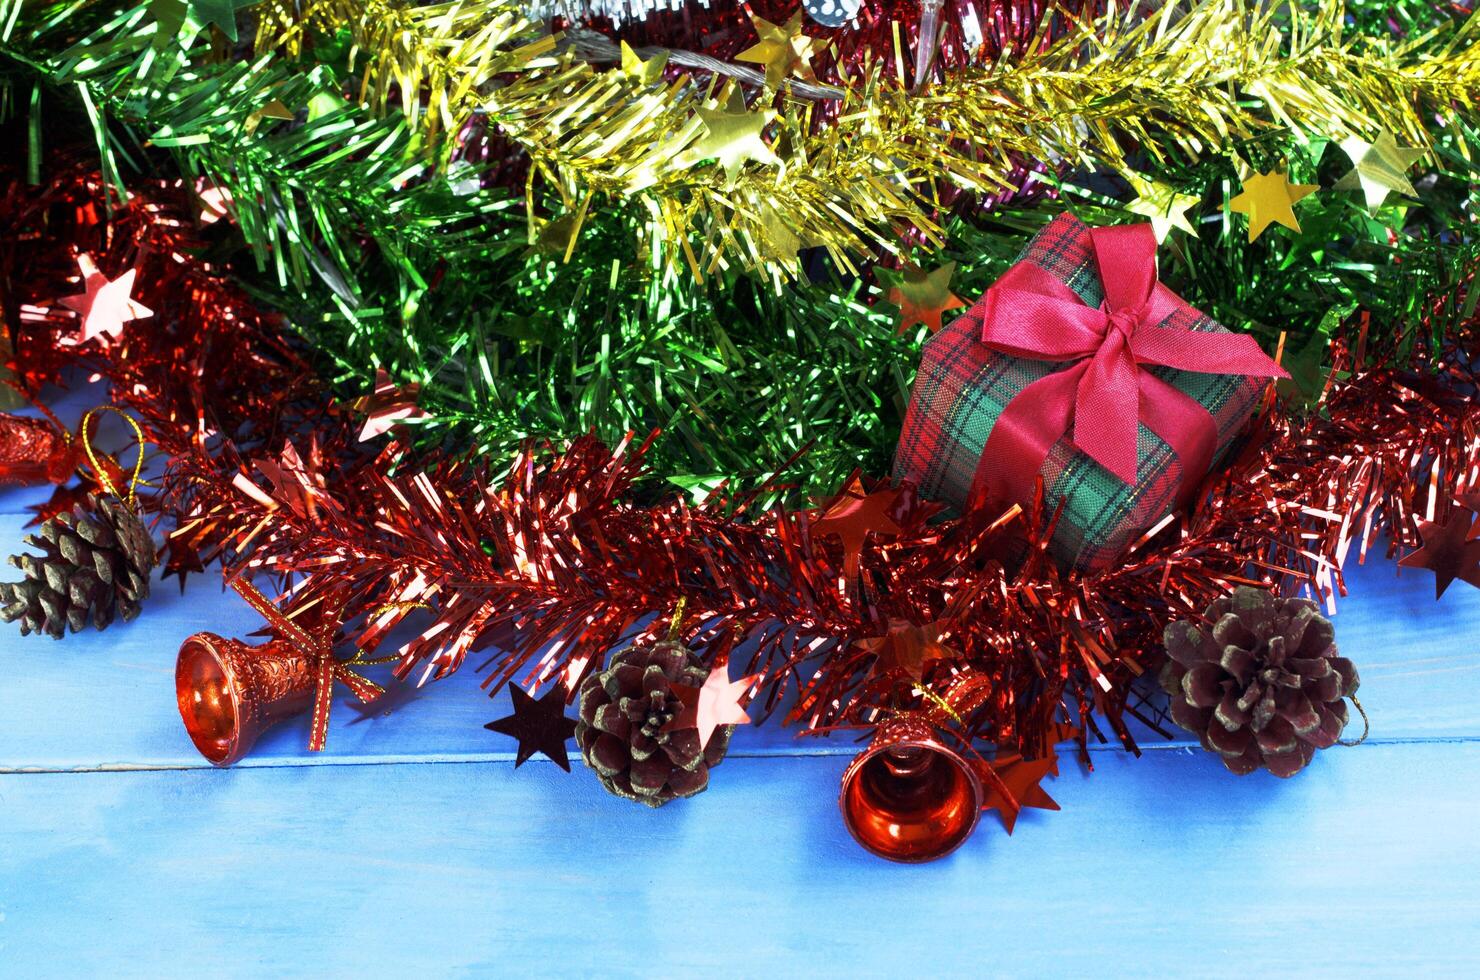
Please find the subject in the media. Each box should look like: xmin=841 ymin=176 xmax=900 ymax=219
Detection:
xmin=24 ymin=480 xmax=98 ymax=528
xmin=58 ymin=254 xmax=152 ymax=344
xmin=1398 ymin=509 xmax=1480 ymax=599
xmin=253 ymin=439 xmax=335 ymax=521
xmin=980 ymin=752 xmax=1061 ymax=834
xmin=857 ymin=619 xmax=955 ymax=682
xmin=881 ymin=261 xmax=966 ymax=335
xmin=665 ymin=660 xmax=759 ymax=750
xmin=810 ymin=475 xmax=903 ymax=578
xmin=353 ymin=369 xmax=430 ymax=441
xmin=160 ymin=530 xmax=209 ymax=594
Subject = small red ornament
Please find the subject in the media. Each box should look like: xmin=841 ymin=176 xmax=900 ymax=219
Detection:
xmin=838 ymin=714 xmax=984 ymax=863
xmin=352 ymin=369 xmax=430 ymax=441
xmin=0 ymin=412 xmax=80 ymax=486
xmin=175 ymin=578 xmax=385 ymax=764
xmin=176 ymin=631 xmax=318 ymax=766
xmin=662 ymin=659 xmax=759 ymax=750
xmin=810 ymin=475 xmax=904 ymax=578
xmin=484 ymin=682 xmax=578 ymax=770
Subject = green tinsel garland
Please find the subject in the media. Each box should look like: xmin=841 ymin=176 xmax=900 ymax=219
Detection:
xmin=2 ymin=0 xmax=1476 ymax=501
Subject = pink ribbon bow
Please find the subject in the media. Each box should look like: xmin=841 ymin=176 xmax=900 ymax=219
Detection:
xmin=967 ymin=222 xmax=1287 ymax=509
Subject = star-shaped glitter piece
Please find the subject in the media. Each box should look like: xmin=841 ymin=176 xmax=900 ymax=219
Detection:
xmin=25 ymin=481 xmax=96 ymax=529
xmin=244 ymin=98 xmax=294 ymax=137
xmin=1228 ymin=169 xmax=1319 ymax=242
xmin=736 ymin=13 xmax=820 ymax=88
xmin=810 ymin=475 xmax=903 ymax=578
xmin=1124 ymin=173 xmax=1201 ymax=241
xmin=685 ymin=89 xmax=780 ymax=185
xmin=980 ymin=752 xmax=1060 ymax=834
xmin=161 ymin=533 xmax=209 ymax=594
xmin=663 ymin=661 xmax=759 ymax=750
xmin=1398 ymin=509 xmax=1480 ymax=599
xmin=1334 ymin=131 xmax=1425 ymax=212
xmin=1456 ymin=491 xmax=1480 ymax=515
xmin=880 ymin=261 xmax=966 ymax=335
xmin=757 ymin=202 xmax=803 ymax=265
xmin=58 ymin=254 xmax=153 ymax=344
xmin=254 ymin=440 xmax=332 ymax=520
xmin=484 ymin=682 xmax=579 ymax=771
xmin=856 ymin=619 xmax=954 ymax=682
xmin=619 ymin=40 xmax=668 ymax=85
xmin=352 ymin=369 xmax=431 ymax=441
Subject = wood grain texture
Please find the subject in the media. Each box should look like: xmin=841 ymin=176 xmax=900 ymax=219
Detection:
xmin=1 ymin=745 xmax=1477 ymax=976
xmin=2 ymin=384 xmax=1478 ymax=975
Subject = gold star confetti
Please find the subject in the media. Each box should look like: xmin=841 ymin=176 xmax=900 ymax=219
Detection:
xmin=1334 ymin=130 xmax=1425 ymax=212
xmin=619 ymin=41 xmax=668 ymax=86
xmin=1229 ymin=169 xmax=1319 ymax=242
xmin=881 ymin=261 xmax=966 ymax=335
xmin=736 ymin=13 xmax=819 ymax=88
xmin=244 ymin=98 xmax=294 ymax=137
xmin=683 ymin=90 xmax=780 ymax=185
xmin=1124 ymin=173 xmax=1201 ymax=241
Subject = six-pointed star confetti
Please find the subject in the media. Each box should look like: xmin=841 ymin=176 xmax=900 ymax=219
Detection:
xmin=1334 ymin=130 xmax=1425 ymax=212
xmin=1125 ymin=173 xmax=1201 ymax=241
xmin=736 ymin=12 xmax=820 ymax=88
xmin=1229 ymin=169 xmax=1319 ymax=241
xmin=683 ymin=89 xmax=780 ymax=185
xmin=1398 ymin=509 xmax=1480 ymax=599
xmin=857 ymin=619 xmax=955 ymax=682
xmin=485 ymin=682 xmax=579 ymax=770
xmin=619 ymin=40 xmax=667 ymax=85
xmin=664 ymin=661 xmax=759 ymax=750
xmin=59 ymin=254 xmax=153 ymax=344
xmin=881 ymin=261 xmax=966 ymax=335
xmin=810 ymin=476 xmax=903 ymax=578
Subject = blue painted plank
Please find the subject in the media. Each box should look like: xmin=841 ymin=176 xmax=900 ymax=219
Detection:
xmin=0 ymin=743 xmax=1477 ymax=976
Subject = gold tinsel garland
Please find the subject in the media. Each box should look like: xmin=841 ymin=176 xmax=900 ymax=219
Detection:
xmin=256 ymin=1 xmax=1478 ymax=276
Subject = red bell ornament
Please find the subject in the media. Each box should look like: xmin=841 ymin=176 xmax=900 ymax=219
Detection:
xmin=0 ymin=412 xmax=80 ymax=486
xmin=838 ymin=714 xmax=984 ymax=862
xmin=175 ymin=632 xmax=316 ymax=766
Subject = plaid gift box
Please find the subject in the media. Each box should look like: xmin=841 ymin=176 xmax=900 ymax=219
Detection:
xmin=894 ymin=213 xmax=1286 ymax=571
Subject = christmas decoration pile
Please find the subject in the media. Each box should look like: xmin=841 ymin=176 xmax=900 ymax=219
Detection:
xmin=1 ymin=0 xmax=1478 ymax=863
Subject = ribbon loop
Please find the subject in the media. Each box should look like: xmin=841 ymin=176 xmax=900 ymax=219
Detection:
xmin=230 ymin=577 xmax=382 ymax=751
xmin=970 ymin=218 xmax=1288 ymax=506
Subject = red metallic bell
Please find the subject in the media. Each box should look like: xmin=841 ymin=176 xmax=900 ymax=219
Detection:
xmin=838 ymin=714 xmax=984 ymax=862
xmin=175 ymin=632 xmax=316 ymax=766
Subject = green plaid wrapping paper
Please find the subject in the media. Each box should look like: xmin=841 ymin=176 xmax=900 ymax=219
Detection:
xmin=894 ymin=214 xmax=1267 ymax=571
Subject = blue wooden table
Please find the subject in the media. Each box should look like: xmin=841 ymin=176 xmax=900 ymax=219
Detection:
xmin=3 ymin=386 xmax=1479 ymax=977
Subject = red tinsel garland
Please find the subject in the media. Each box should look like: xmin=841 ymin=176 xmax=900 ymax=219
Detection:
xmin=4 ymin=164 xmax=1477 ymax=766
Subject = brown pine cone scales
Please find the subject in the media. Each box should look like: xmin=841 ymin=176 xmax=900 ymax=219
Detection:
xmin=575 ymin=640 xmax=732 ymax=807
xmin=0 ymin=495 xmax=156 ymax=639
xmin=1161 ymin=587 xmax=1359 ymax=778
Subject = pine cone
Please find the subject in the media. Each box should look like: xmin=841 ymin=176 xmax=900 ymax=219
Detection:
xmin=0 ymin=495 xmax=156 ymax=638
xmin=575 ymin=640 xmax=732 ymax=807
xmin=1161 ymin=587 xmax=1358 ymax=777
